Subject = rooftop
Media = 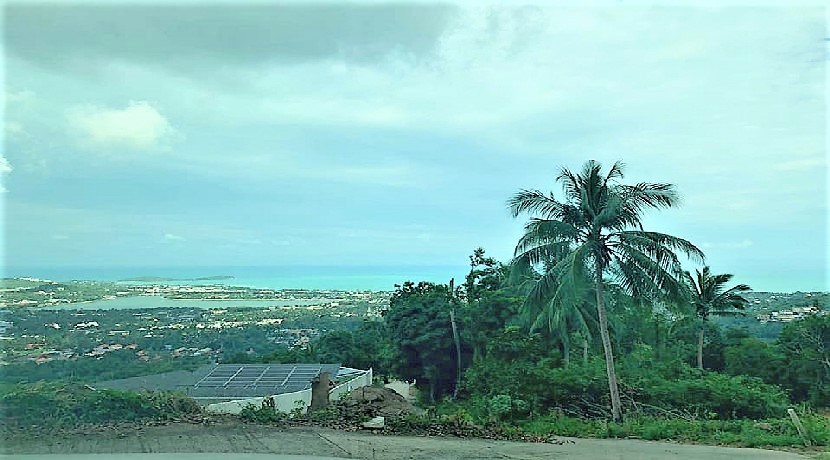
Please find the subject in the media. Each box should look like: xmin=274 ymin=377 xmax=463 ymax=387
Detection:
xmin=96 ymin=363 xmax=361 ymax=398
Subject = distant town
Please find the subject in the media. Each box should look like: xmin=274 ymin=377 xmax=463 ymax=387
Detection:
xmin=0 ymin=277 xmax=825 ymax=374
xmin=0 ymin=277 xmax=390 ymax=372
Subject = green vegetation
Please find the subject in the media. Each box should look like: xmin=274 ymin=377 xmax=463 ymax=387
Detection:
xmin=2 ymin=160 xmax=828 ymax=451
xmin=684 ymin=266 xmax=751 ymax=370
xmin=0 ymin=382 xmax=202 ymax=429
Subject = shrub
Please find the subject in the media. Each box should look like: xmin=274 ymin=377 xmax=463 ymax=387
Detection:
xmin=640 ymin=373 xmax=788 ymax=419
xmin=0 ymin=382 xmax=202 ymax=428
xmin=239 ymin=404 xmax=287 ymax=424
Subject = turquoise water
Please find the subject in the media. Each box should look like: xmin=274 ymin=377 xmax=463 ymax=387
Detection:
xmin=43 ymin=296 xmax=324 ymax=310
xmin=4 ymin=265 xmax=469 ymax=291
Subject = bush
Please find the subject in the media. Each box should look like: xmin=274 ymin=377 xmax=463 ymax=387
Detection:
xmin=239 ymin=404 xmax=287 ymax=424
xmin=640 ymin=373 xmax=788 ymax=419
xmin=0 ymin=382 xmax=202 ymax=428
xmin=465 ymin=344 xmax=789 ymax=420
xmin=520 ymin=413 xmax=829 ymax=447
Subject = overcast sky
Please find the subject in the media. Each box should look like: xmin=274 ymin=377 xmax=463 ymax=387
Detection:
xmin=2 ymin=2 xmax=827 ymax=291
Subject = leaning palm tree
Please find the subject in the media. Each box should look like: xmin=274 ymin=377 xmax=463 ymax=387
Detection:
xmin=683 ymin=266 xmax=750 ymax=370
xmin=508 ymin=160 xmax=704 ymax=421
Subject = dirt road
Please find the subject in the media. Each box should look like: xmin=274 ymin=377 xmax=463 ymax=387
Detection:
xmin=1 ymin=422 xmax=809 ymax=460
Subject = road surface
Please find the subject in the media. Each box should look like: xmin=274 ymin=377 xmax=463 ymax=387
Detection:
xmin=1 ymin=422 xmax=809 ymax=460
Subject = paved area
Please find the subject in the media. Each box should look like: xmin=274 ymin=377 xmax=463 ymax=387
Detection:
xmin=0 ymin=423 xmax=809 ymax=459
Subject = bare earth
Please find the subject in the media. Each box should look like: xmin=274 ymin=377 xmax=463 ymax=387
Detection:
xmin=0 ymin=422 xmax=811 ymax=460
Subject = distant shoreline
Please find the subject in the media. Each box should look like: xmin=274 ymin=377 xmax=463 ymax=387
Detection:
xmin=117 ymin=276 xmax=235 ymax=282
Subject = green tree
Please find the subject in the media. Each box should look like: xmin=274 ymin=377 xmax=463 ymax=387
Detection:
xmin=777 ymin=315 xmax=830 ymax=406
xmin=463 ymin=248 xmax=521 ymax=362
xmin=508 ymin=160 xmax=703 ymax=421
xmin=724 ymin=335 xmax=784 ymax=384
xmin=682 ymin=266 xmax=750 ymax=370
xmin=315 ymin=322 xmax=391 ymax=372
xmin=383 ymin=281 xmax=459 ymax=401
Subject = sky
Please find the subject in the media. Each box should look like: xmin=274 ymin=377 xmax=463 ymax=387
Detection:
xmin=1 ymin=2 xmax=827 ymax=292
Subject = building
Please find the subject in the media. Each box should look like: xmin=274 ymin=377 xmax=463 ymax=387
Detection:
xmin=95 ymin=363 xmax=372 ymax=414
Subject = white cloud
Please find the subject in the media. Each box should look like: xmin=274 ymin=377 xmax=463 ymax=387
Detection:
xmin=66 ymin=101 xmax=176 ymax=151
xmin=51 ymin=234 xmax=70 ymax=240
xmin=0 ymin=156 xmax=12 ymax=174
xmin=0 ymin=156 xmax=11 ymax=193
xmin=163 ymin=233 xmax=185 ymax=241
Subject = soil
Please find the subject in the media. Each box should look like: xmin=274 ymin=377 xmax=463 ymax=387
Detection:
xmin=1 ymin=421 xmax=812 ymax=460
xmin=339 ymin=386 xmax=423 ymax=418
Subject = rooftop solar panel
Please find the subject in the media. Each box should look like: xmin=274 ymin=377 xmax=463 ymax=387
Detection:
xmin=186 ymin=363 xmax=342 ymax=397
xmin=95 ymin=363 xmax=355 ymax=399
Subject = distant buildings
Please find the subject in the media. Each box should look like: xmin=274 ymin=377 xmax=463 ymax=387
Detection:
xmin=756 ymin=306 xmax=822 ymax=323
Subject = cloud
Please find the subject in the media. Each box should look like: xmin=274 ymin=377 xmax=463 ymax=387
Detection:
xmin=0 ymin=156 xmax=11 ymax=193
xmin=0 ymin=157 xmax=12 ymax=174
xmin=163 ymin=233 xmax=185 ymax=241
xmin=702 ymin=239 xmax=754 ymax=249
xmin=66 ymin=101 xmax=175 ymax=151
xmin=51 ymin=235 xmax=70 ymax=240
xmin=6 ymin=4 xmax=455 ymax=71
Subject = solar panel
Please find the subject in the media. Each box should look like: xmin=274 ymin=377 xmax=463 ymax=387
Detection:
xmin=187 ymin=363 xmax=342 ymax=397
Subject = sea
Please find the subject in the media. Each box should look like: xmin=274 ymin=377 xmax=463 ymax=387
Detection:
xmin=3 ymin=265 xmax=469 ymax=292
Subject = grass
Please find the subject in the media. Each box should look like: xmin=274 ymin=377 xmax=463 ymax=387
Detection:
xmin=518 ymin=412 xmax=829 ymax=448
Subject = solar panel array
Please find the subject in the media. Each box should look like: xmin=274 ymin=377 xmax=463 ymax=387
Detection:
xmin=185 ymin=363 xmax=342 ymax=398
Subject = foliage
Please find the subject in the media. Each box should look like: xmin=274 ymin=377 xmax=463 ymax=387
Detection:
xmin=464 ymin=336 xmax=788 ymax=420
xmin=682 ymin=266 xmax=751 ymax=369
xmin=461 ymin=248 xmax=522 ymax=362
xmin=724 ymin=336 xmax=785 ymax=383
xmin=383 ymin=281 xmax=460 ymax=401
xmin=413 ymin=400 xmax=828 ymax=447
xmin=315 ymin=320 xmax=393 ymax=372
xmin=508 ymin=160 xmax=705 ymax=421
xmin=777 ymin=315 xmax=830 ymax=407
xmin=520 ymin=412 xmax=829 ymax=447
xmin=239 ymin=403 xmax=287 ymax=424
xmin=0 ymin=382 xmax=202 ymax=428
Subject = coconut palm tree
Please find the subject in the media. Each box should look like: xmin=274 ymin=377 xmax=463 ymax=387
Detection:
xmin=508 ymin=160 xmax=704 ymax=421
xmin=683 ymin=266 xmax=750 ymax=370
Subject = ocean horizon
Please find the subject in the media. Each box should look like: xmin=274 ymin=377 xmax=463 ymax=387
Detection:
xmin=1 ymin=265 xmax=471 ymax=291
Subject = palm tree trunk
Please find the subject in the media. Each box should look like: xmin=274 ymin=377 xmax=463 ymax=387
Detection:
xmin=595 ymin=260 xmax=622 ymax=422
xmin=449 ymin=307 xmax=462 ymax=398
xmin=697 ymin=320 xmax=705 ymax=370
xmin=562 ymin=338 xmax=570 ymax=366
xmin=654 ymin=317 xmax=661 ymax=361
xmin=582 ymin=337 xmax=589 ymax=364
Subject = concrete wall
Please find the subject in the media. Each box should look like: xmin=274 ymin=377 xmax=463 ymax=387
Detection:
xmin=205 ymin=369 xmax=372 ymax=415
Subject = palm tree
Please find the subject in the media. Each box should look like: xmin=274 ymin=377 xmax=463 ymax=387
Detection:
xmin=683 ymin=266 xmax=750 ymax=370
xmin=508 ymin=160 xmax=704 ymax=421
xmin=523 ymin=283 xmax=596 ymax=366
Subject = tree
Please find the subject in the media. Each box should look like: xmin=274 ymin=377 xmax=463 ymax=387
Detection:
xmin=516 ymin=267 xmax=596 ymax=366
xmin=463 ymin=248 xmax=521 ymax=362
xmin=508 ymin=160 xmax=704 ymax=421
xmin=682 ymin=266 xmax=750 ymax=370
xmin=777 ymin=315 xmax=830 ymax=406
xmin=383 ymin=281 xmax=459 ymax=401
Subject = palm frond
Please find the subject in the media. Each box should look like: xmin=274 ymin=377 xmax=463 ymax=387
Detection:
xmin=507 ymin=189 xmax=568 ymax=219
